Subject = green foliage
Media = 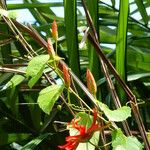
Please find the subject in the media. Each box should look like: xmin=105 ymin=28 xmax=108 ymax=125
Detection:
xmin=112 ymin=129 xmax=143 ymax=150
xmin=21 ymin=133 xmax=51 ymax=150
xmin=26 ymin=55 xmax=49 ymax=77
xmin=64 ymin=0 xmax=80 ymax=78
xmin=0 ymin=0 xmax=149 ymax=149
xmin=0 ymin=133 xmax=30 ymax=146
xmin=135 ymin=0 xmax=149 ymax=25
xmin=116 ymin=0 xmax=129 ymax=78
xmin=1 ymin=74 xmax=25 ymax=90
xmin=98 ymin=101 xmax=131 ymax=122
xmin=116 ymin=0 xmax=129 ymax=100
xmin=26 ymin=55 xmax=49 ymax=88
xmin=37 ymin=84 xmax=64 ymax=114
xmin=86 ymin=0 xmax=101 ymax=81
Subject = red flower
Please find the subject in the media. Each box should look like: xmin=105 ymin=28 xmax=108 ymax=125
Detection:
xmin=58 ymin=108 xmax=101 ymax=150
xmin=52 ymin=20 xmax=58 ymax=41
xmin=86 ymin=69 xmax=97 ymax=96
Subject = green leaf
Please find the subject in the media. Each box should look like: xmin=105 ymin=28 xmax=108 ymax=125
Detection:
xmin=111 ymin=0 xmax=115 ymax=7
xmin=70 ymin=112 xmax=100 ymax=150
xmin=26 ymin=55 xmax=49 ymax=77
xmin=37 ymin=84 xmax=64 ymax=114
xmin=0 ymin=133 xmax=30 ymax=145
xmin=112 ymin=129 xmax=143 ymax=150
xmin=135 ymin=0 xmax=149 ymax=25
xmin=64 ymin=0 xmax=81 ymax=78
xmin=98 ymin=101 xmax=131 ymax=122
xmin=116 ymin=0 xmax=128 ymax=77
xmin=1 ymin=74 xmax=25 ymax=90
xmin=26 ymin=55 xmax=49 ymax=88
xmin=116 ymin=0 xmax=129 ymax=100
xmin=76 ymin=112 xmax=93 ymax=129
xmin=21 ymin=133 xmax=51 ymax=150
xmin=127 ymin=73 xmax=150 ymax=81
xmin=7 ymin=2 xmax=63 ymax=10
xmin=28 ymin=68 xmax=43 ymax=89
xmin=86 ymin=0 xmax=101 ymax=81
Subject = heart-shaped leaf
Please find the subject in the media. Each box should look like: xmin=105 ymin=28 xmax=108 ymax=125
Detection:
xmin=98 ymin=101 xmax=131 ymax=122
xmin=112 ymin=129 xmax=143 ymax=150
xmin=26 ymin=55 xmax=49 ymax=88
xmin=37 ymin=84 xmax=64 ymax=114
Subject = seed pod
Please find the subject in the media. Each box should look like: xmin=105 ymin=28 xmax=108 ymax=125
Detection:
xmin=52 ymin=20 xmax=58 ymax=41
xmin=86 ymin=69 xmax=97 ymax=96
xmin=57 ymin=105 xmax=62 ymax=111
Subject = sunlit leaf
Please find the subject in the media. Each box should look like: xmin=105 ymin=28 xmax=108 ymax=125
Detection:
xmin=21 ymin=133 xmax=51 ymax=150
xmin=98 ymin=101 xmax=131 ymax=122
xmin=37 ymin=84 xmax=64 ymax=114
xmin=1 ymin=74 xmax=25 ymax=90
xmin=135 ymin=0 xmax=149 ymax=25
xmin=112 ymin=128 xmax=143 ymax=150
xmin=64 ymin=0 xmax=81 ymax=78
xmin=26 ymin=55 xmax=49 ymax=88
xmin=26 ymin=55 xmax=49 ymax=77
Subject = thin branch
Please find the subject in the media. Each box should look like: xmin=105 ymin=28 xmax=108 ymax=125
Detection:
xmin=0 ymin=67 xmax=26 ymax=74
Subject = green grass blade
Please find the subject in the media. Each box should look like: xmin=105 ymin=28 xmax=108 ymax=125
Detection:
xmin=135 ymin=0 xmax=149 ymax=26
xmin=30 ymin=0 xmax=57 ymax=23
xmin=111 ymin=0 xmax=116 ymax=7
xmin=116 ymin=0 xmax=129 ymax=100
xmin=24 ymin=0 xmax=47 ymax=25
xmin=86 ymin=0 xmax=100 ymax=81
xmin=21 ymin=133 xmax=51 ymax=150
xmin=116 ymin=0 xmax=129 ymax=80
xmin=7 ymin=3 xmax=63 ymax=10
xmin=64 ymin=0 xmax=80 ymax=77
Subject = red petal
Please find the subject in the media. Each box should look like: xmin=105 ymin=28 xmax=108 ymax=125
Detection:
xmin=92 ymin=108 xmax=98 ymax=125
xmin=58 ymin=141 xmax=78 ymax=150
xmin=66 ymin=135 xmax=80 ymax=142
xmin=87 ymin=108 xmax=99 ymax=133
